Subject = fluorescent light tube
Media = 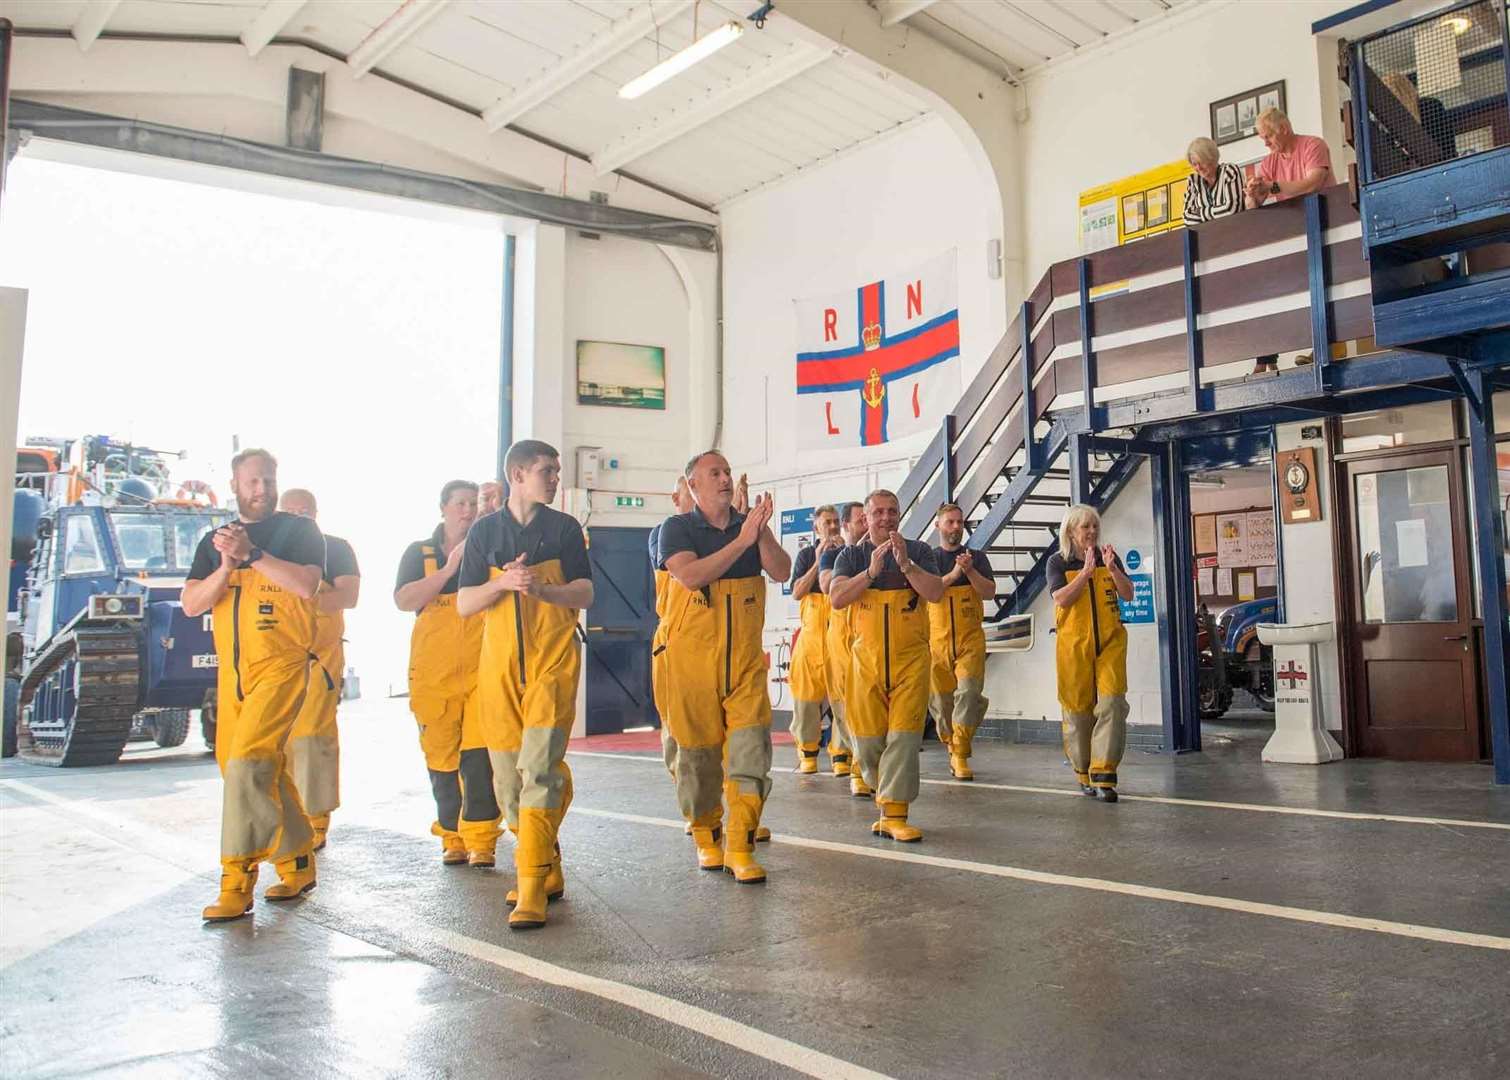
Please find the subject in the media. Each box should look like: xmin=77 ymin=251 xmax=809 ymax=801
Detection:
xmin=619 ymin=21 xmax=743 ymax=100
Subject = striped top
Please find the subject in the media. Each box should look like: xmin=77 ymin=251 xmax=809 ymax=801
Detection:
xmin=1182 ymin=163 xmax=1244 ymax=224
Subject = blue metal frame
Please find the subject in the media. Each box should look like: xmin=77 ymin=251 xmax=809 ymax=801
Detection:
xmin=1021 ymin=299 xmax=1037 ymax=472
xmin=1067 ymin=432 xmax=1090 ymax=505
xmin=1078 ymin=259 xmax=1097 ymax=433
xmin=497 ymin=232 xmax=516 ymax=485
xmin=1183 ymin=228 xmax=1207 ymax=412
xmin=941 ymin=412 xmax=957 ymax=503
xmin=1460 ymin=364 xmax=1510 ymax=783
xmin=1311 ymin=0 xmax=1408 ymax=35
xmin=1304 ymin=194 xmax=1333 ymax=392
xmin=1149 ymin=442 xmax=1200 ymax=753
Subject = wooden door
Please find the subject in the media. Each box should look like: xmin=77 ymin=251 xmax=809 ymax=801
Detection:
xmin=1343 ymin=449 xmax=1481 ymax=760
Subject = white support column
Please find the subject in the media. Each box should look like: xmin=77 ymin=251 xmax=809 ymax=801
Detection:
xmin=71 ymin=0 xmax=122 ymax=53
xmin=0 ymin=289 xmax=26 ymax=682
xmin=241 ymin=0 xmax=308 ymax=59
xmin=482 ymin=0 xmax=694 ymax=132
xmin=592 ymin=45 xmax=831 ymax=176
xmin=347 ymin=0 xmax=451 ymax=80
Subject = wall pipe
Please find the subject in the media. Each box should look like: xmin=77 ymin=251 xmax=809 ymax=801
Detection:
xmin=0 ymin=19 xmax=13 ymax=213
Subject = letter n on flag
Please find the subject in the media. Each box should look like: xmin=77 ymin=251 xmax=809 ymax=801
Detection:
xmin=793 ymin=250 xmax=961 ymax=451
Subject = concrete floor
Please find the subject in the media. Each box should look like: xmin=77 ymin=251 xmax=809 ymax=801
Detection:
xmin=2 ymin=699 xmax=1508 ymax=1079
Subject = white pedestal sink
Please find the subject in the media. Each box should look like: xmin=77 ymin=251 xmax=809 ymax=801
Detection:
xmin=1255 ymin=621 xmax=1344 ymax=764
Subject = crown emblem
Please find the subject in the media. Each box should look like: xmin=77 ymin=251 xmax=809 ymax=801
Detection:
xmin=861 ymin=322 xmax=882 ymax=351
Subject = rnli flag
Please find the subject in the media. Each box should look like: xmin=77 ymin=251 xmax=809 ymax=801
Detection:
xmin=793 ymin=250 xmax=961 ymax=451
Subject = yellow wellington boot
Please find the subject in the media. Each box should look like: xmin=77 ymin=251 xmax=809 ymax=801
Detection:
xmin=468 ymin=849 xmax=496 ymax=869
xmin=508 ymin=875 xmax=549 ymax=930
xmin=850 ymin=772 xmax=872 ymax=798
xmin=310 ymin=814 xmax=330 ymax=851
xmin=264 ymin=853 xmax=317 ymax=901
xmin=692 ymin=825 xmax=725 ymax=871
xmin=202 ymin=864 xmax=258 ymax=922
xmin=949 ymin=727 xmax=975 ymax=781
xmin=797 ymin=744 xmax=820 ymax=774
xmin=755 ymin=826 xmax=771 ymax=843
xmin=871 ymin=801 xmax=923 ymax=843
xmin=440 ymin=835 xmax=468 ymax=866
xmin=831 ymin=751 xmax=852 ymax=777
xmin=723 ymin=789 xmax=767 ymax=884
xmin=508 ymin=844 xmax=565 ymax=906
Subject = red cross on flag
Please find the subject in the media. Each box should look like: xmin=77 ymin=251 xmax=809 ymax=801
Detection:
xmin=793 ymin=250 xmax=961 ymax=451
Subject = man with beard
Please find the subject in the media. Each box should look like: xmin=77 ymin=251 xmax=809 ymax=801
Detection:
xmin=829 ymin=490 xmax=943 ymax=841
xmin=460 ymin=440 xmax=593 ymax=929
xmin=395 ymin=480 xmax=502 ymax=867
xmin=820 ymin=501 xmax=867 ymax=789
xmin=658 ymin=451 xmax=789 ymax=882
xmin=185 ymin=449 xmax=325 ymax=921
xmin=278 ymin=488 xmax=360 ymax=850
xmin=928 ymin=503 xmax=995 ymax=781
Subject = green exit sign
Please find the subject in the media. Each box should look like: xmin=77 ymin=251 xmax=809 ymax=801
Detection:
xmin=613 ymin=496 xmax=645 ymax=508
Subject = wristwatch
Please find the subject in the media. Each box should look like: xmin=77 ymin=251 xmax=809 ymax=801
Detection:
xmin=246 ymin=546 xmax=264 ymax=565
xmin=1269 ymin=181 xmax=1280 ymax=195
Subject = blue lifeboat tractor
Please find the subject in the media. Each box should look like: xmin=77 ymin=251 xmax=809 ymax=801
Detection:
xmin=4 ymin=436 xmax=231 ymax=765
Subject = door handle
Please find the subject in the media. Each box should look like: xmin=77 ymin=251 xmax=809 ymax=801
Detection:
xmin=1444 ymin=633 xmax=1470 ymax=652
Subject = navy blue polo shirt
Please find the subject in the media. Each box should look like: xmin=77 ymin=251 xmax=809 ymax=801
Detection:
xmin=657 ymin=506 xmax=761 ymax=581
xmin=833 ymin=537 xmax=939 ymax=592
xmin=459 ymin=505 xmax=591 ymax=587
xmin=933 ymin=544 xmax=993 ymax=583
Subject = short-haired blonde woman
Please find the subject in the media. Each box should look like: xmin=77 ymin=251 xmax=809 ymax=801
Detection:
xmin=1183 ymin=137 xmax=1244 ymax=224
xmin=1046 ymin=505 xmax=1133 ymax=803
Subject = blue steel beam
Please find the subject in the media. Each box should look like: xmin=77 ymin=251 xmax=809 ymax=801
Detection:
xmin=1305 ymin=194 xmax=1333 ymax=392
xmin=1183 ymin=228 xmax=1208 ymax=412
xmin=968 ymin=424 xmax=1070 ymax=552
xmin=1067 ymin=432 xmax=1089 ymax=505
xmin=1462 ymin=364 xmax=1510 ymax=784
xmin=1078 ymin=259 xmax=1097 ymax=433
xmin=1149 ymin=442 xmax=1200 ymax=752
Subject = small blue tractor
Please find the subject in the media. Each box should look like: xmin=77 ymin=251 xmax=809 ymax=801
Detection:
xmin=1196 ymin=596 xmax=1278 ymax=720
xmin=4 ymin=436 xmax=230 ymax=765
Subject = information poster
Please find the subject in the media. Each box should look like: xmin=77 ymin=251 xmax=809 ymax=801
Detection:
xmin=1237 ymin=571 xmax=1256 ymax=601
xmin=1118 ymin=574 xmax=1155 ymax=624
xmin=1197 ymin=567 xmax=1216 ymax=596
xmin=1217 ymin=514 xmax=1249 ymax=567
xmin=1217 ymin=567 xmax=1234 ymax=595
xmin=1079 ymin=196 xmax=1119 ymax=254
xmin=1194 ymin=514 xmax=1218 ymax=554
xmin=778 ymin=508 xmax=813 ymax=597
xmin=1247 ymin=511 xmax=1277 ymax=566
xmin=1257 ymin=565 xmax=1278 ymax=588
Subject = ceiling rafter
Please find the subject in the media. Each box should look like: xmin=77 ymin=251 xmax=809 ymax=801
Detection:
xmin=591 ymin=45 xmax=832 ymax=176
xmin=347 ymin=0 xmax=452 ymax=80
xmin=241 ymin=0 xmax=309 ymax=58
xmin=482 ymin=0 xmax=695 ymax=132
xmin=874 ymin=0 xmax=941 ymax=28
xmin=72 ymin=0 xmax=122 ymax=53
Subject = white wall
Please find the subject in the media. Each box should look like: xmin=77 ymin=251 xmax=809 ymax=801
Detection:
xmin=1019 ymin=0 xmax=1355 ymax=275
xmin=721 ymin=116 xmax=1009 ymax=487
xmin=1275 ymin=420 xmax=1344 ymax=733
xmin=983 ymin=460 xmax=1165 ymax=729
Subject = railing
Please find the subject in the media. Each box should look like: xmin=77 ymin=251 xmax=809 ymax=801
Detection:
xmin=898 ymin=185 xmax=1370 ymax=544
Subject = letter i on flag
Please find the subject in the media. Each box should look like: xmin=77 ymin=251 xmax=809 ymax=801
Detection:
xmin=793 ymin=250 xmax=961 ymax=451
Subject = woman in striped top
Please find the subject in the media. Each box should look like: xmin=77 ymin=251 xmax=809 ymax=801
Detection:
xmin=1182 ymin=137 xmax=1243 ymax=224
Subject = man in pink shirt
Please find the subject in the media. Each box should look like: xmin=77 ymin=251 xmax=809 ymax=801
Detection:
xmin=1245 ymin=107 xmax=1333 ymax=209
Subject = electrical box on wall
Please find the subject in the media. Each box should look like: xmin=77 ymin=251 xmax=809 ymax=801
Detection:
xmin=577 ymin=446 xmax=601 ymax=487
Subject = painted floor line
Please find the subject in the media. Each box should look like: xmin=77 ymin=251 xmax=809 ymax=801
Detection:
xmin=0 ymin=779 xmax=895 ymax=1080
xmin=564 ymin=750 xmax=1510 ymax=832
xmin=570 ymin=805 xmax=1510 ymax=953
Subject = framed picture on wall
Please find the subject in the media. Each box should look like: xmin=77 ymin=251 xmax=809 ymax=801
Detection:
xmin=1210 ymin=80 xmax=1286 ymax=147
xmin=576 ymin=340 xmax=667 ymax=410
xmin=1146 ymin=185 xmax=1169 ymax=228
xmin=1121 ymin=192 xmax=1146 ymax=234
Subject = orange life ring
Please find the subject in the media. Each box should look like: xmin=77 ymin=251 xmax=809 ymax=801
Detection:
xmin=175 ymin=480 xmax=218 ymax=506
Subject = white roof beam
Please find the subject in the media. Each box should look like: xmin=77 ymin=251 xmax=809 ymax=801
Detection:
xmin=242 ymin=1 xmax=309 ymax=58
xmin=483 ymin=0 xmax=695 ymax=132
xmin=72 ymin=0 xmax=122 ymax=53
xmin=347 ymin=0 xmax=451 ymax=80
xmin=592 ymin=45 xmax=830 ymax=176
xmin=875 ymin=0 xmax=940 ymax=27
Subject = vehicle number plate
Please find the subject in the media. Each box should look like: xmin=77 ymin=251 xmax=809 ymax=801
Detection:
xmin=192 ymin=654 xmax=219 ymax=669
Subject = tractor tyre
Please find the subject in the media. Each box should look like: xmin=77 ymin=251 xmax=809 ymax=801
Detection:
xmin=151 ymin=709 xmax=191 ymax=749
xmin=200 ymin=705 xmax=217 ymax=753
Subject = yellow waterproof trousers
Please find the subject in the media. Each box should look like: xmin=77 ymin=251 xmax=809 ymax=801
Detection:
xmin=661 ymin=575 xmax=771 ymax=854
xmin=289 ymin=610 xmax=342 ymax=828
xmin=652 ymin=569 xmax=677 ymax=776
xmin=824 ymin=601 xmax=854 ymax=760
xmin=928 ymin=583 xmax=989 ymax=759
xmin=1055 ymin=566 xmax=1130 ymax=788
xmin=847 ymin=589 xmax=930 ymax=804
xmin=479 ymin=560 xmax=580 ymax=881
xmin=789 ymin=589 xmax=829 ymax=763
xmin=211 ymin=565 xmax=318 ymax=872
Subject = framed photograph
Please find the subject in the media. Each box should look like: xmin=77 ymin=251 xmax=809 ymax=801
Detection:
xmin=1121 ymin=191 xmax=1146 ymax=234
xmin=576 ymin=339 xmax=667 ymax=410
xmin=1145 ymin=184 xmax=1169 ymax=228
xmin=1211 ymin=80 xmax=1286 ymax=147
xmin=1214 ymin=102 xmax=1237 ymax=140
